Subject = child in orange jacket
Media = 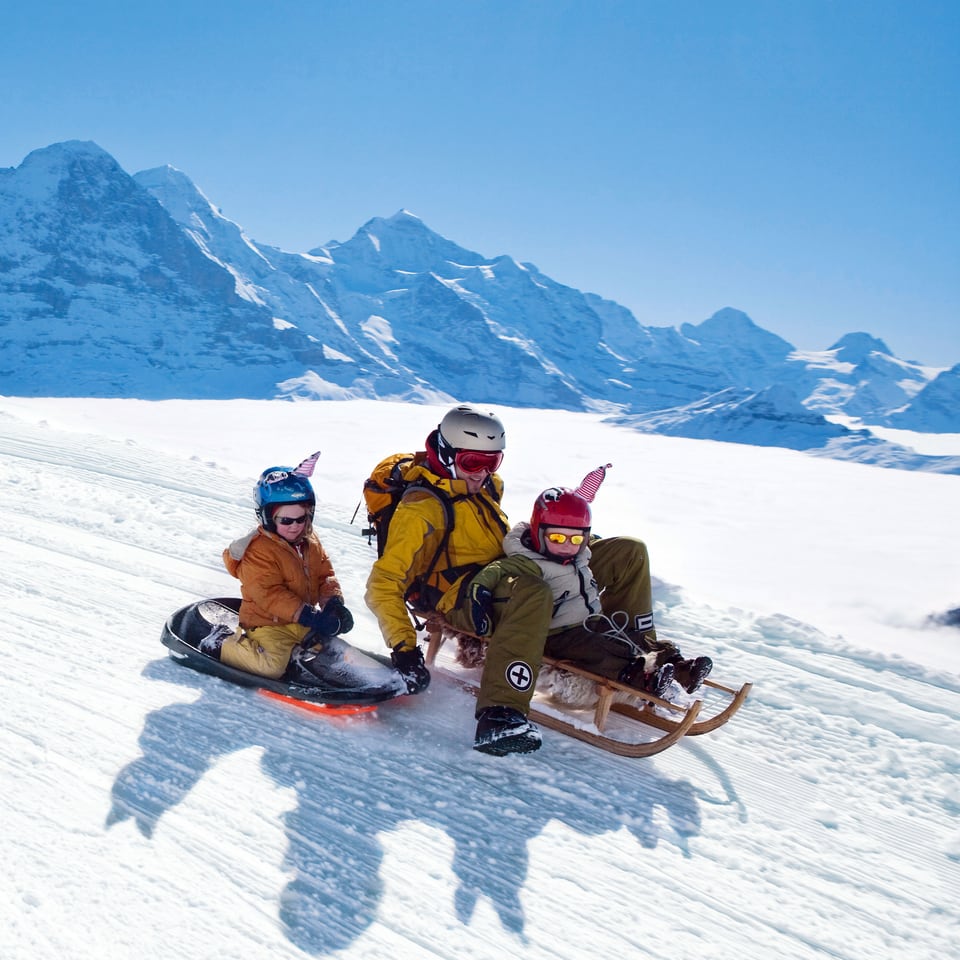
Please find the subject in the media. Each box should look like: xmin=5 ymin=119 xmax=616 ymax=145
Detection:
xmin=217 ymin=454 xmax=354 ymax=680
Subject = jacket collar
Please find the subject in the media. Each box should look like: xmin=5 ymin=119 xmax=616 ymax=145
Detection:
xmin=407 ymin=462 xmax=503 ymax=499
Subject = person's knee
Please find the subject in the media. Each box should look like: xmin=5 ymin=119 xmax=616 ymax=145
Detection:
xmin=512 ymin=573 xmax=553 ymax=615
xmin=262 ymin=663 xmax=287 ymax=680
xmin=595 ymin=536 xmax=651 ymax=581
xmin=223 ymin=633 xmax=289 ymax=679
xmin=617 ymin=536 xmax=649 ymax=562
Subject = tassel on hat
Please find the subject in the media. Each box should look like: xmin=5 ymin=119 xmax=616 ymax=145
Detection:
xmin=293 ymin=451 xmax=321 ymax=477
xmin=574 ymin=463 xmax=612 ymax=502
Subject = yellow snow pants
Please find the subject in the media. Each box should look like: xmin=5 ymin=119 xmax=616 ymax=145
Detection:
xmin=219 ymin=623 xmax=312 ymax=679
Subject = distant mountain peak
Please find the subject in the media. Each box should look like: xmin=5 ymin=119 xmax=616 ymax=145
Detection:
xmin=6 ymin=139 xmax=126 ymax=203
xmin=706 ymin=306 xmax=755 ymax=326
xmin=385 ymin=208 xmax=423 ymax=224
xmin=328 ymin=209 xmax=487 ymax=273
xmin=18 ymin=140 xmax=123 ymax=182
xmin=677 ymin=309 xmax=795 ymax=381
xmin=360 ymin=209 xmax=428 ymax=232
xmin=829 ymin=332 xmax=893 ymax=362
xmin=135 ymin=163 xmax=195 ymax=192
xmin=22 ymin=139 xmax=114 ymax=164
xmin=682 ymin=308 xmax=794 ymax=349
xmin=133 ymin=164 xmax=223 ymax=232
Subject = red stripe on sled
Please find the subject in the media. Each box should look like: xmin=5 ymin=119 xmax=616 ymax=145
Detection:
xmin=258 ymin=689 xmax=378 ymax=716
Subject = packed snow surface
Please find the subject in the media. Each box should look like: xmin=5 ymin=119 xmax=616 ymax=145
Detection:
xmin=2 ymin=397 xmax=958 ymax=960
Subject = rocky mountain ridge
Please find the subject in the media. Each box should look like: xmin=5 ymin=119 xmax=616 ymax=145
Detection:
xmin=1 ymin=141 xmax=957 ymax=473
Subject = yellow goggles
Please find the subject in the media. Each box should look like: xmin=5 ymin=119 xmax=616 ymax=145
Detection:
xmin=545 ymin=532 xmax=586 ymax=545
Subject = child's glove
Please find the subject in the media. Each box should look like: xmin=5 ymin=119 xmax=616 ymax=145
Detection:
xmin=297 ymin=604 xmax=342 ymax=636
xmin=468 ymin=582 xmax=495 ymax=636
xmin=391 ymin=644 xmax=431 ymax=694
xmin=323 ymin=596 xmax=354 ymax=634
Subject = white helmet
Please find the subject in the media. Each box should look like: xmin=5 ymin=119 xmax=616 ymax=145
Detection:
xmin=438 ymin=405 xmax=506 ymax=451
xmin=434 ymin=405 xmax=506 ymax=478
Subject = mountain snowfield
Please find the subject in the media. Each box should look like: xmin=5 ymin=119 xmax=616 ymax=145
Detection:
xmin=2 ymin=396 xmax=959 ymax=960
xmin=4 ymin=140 xmax=960 ymax=453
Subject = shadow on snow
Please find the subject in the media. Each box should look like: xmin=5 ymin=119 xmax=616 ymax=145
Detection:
xmin=107 ymin=655 xmax=721 ymax=954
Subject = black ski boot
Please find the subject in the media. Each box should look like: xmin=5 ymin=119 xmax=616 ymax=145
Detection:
xmin=198 ymin=623 xmax=233 ymax=660
xmin=286 ymin=637 xmax=354 ymax=687
xmin=474 ymin=706 xmax=542 ymax=756
xmin=619 ymin=659 xmax=674 ymax=698
xmin=674 ymin=656 xmax=713 ymax=694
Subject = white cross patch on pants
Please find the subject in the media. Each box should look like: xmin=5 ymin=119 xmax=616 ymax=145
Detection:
xmin=505 ymin=660 xmax=534 ymax=692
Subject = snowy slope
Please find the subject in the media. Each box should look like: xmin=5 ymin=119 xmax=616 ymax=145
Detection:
xmin=2 ymin=397 xmax=958 ymax=960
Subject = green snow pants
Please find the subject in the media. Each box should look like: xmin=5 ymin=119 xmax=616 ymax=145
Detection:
xmin=446 ymin=557 xmax=553 ymax=716
xmin=544 ymin=536 xmax=676 ymax=680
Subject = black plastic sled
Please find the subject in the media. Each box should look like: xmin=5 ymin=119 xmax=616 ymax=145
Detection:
xmin=161 ymin=597 xmax=407 ymax=707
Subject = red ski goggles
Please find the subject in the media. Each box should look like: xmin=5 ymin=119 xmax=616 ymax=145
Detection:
xmin=453 ymin=449 xmax=503 ymax=476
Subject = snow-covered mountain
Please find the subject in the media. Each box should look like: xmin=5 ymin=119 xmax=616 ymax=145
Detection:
xmin=885 ymin=363 xmax=960 ymax=433
xmin=1 ymin=141 xmax=955 ymax=446
xmin=788 ymin=333 xmax=937 ymax=421
xmin=615 ymin=385 xmax=857 ymax=450
xmin=611 ymin=384 xmax=960 ymax=474
xmin=0 ymin=142 xmax=314 ymax=398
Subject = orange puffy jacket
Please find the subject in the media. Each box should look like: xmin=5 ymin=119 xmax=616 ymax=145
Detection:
xmin=223 ymin=525 xmax=343 ymax=628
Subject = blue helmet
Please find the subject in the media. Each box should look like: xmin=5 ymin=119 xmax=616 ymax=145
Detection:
xmin=254 ymin=466 xmax=315 ymax=531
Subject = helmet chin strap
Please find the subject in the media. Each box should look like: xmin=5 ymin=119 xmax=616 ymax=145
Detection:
xmin=435 ymin=429 xmax=459 ymax=478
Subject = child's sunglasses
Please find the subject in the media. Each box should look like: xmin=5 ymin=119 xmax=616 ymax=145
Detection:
xmin=275 ymin=514 xmax=309 ymax=526
xmin=545 ymin=532 xmax=585 ymax=545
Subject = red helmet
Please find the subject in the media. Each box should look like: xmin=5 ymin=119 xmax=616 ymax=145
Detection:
xmin=530 ymin=487 xmax=591 ymax=552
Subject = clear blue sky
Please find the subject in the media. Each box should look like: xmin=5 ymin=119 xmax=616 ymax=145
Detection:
xmin=3 ymin=0 xmax=957 ymax=365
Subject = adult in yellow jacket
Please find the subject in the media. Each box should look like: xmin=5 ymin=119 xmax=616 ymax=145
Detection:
xmin=365 ymin=405 xmax=553 ymax=756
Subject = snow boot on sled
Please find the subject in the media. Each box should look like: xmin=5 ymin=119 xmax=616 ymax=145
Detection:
xmin=286 ymin=636 xmax=361 ymax=688
xmin=673 ymin=656 xmax=713 ymax=694
xmin=619 ymin=659 xmax=675 ymax=698
xmin=474 ymin=706 xmax=542 ymax=756
xmin=198 ymin=623 xmax=233 ymax=660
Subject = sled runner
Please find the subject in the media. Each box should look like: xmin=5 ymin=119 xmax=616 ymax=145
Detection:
xmin=421 ymin=616 xmax=751 ymax=758
xmin=161 ymin=598 xmax=407 ymax=709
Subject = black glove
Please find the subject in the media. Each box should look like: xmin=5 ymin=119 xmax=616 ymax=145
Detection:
xmin=391 ymin=644 xmax=431 ymax=694
xmin=297 ymin=603 xmax=341 ymax=636
xmin=468 ymin=582 xmax=495 ymax=636
xmin=324 ymin=596 xmax=354 ymax=634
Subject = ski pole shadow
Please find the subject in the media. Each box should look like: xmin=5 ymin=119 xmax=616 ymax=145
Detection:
xmin=108 ymin=656 xmax=713 ymax=955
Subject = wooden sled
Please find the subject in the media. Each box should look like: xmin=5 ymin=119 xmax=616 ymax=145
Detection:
xmin=421 ymin=615 xmax=751 ymax=758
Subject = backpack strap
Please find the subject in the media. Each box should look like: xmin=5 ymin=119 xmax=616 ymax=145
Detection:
xmin=362 ymin=452 xmax=426 ymax=555
xmin=401 ymin=478 xmax=491 ymax=610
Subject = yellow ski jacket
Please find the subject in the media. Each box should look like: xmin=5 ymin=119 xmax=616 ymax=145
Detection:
xmin=364 ymin=463 xmax=509 ymax=651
